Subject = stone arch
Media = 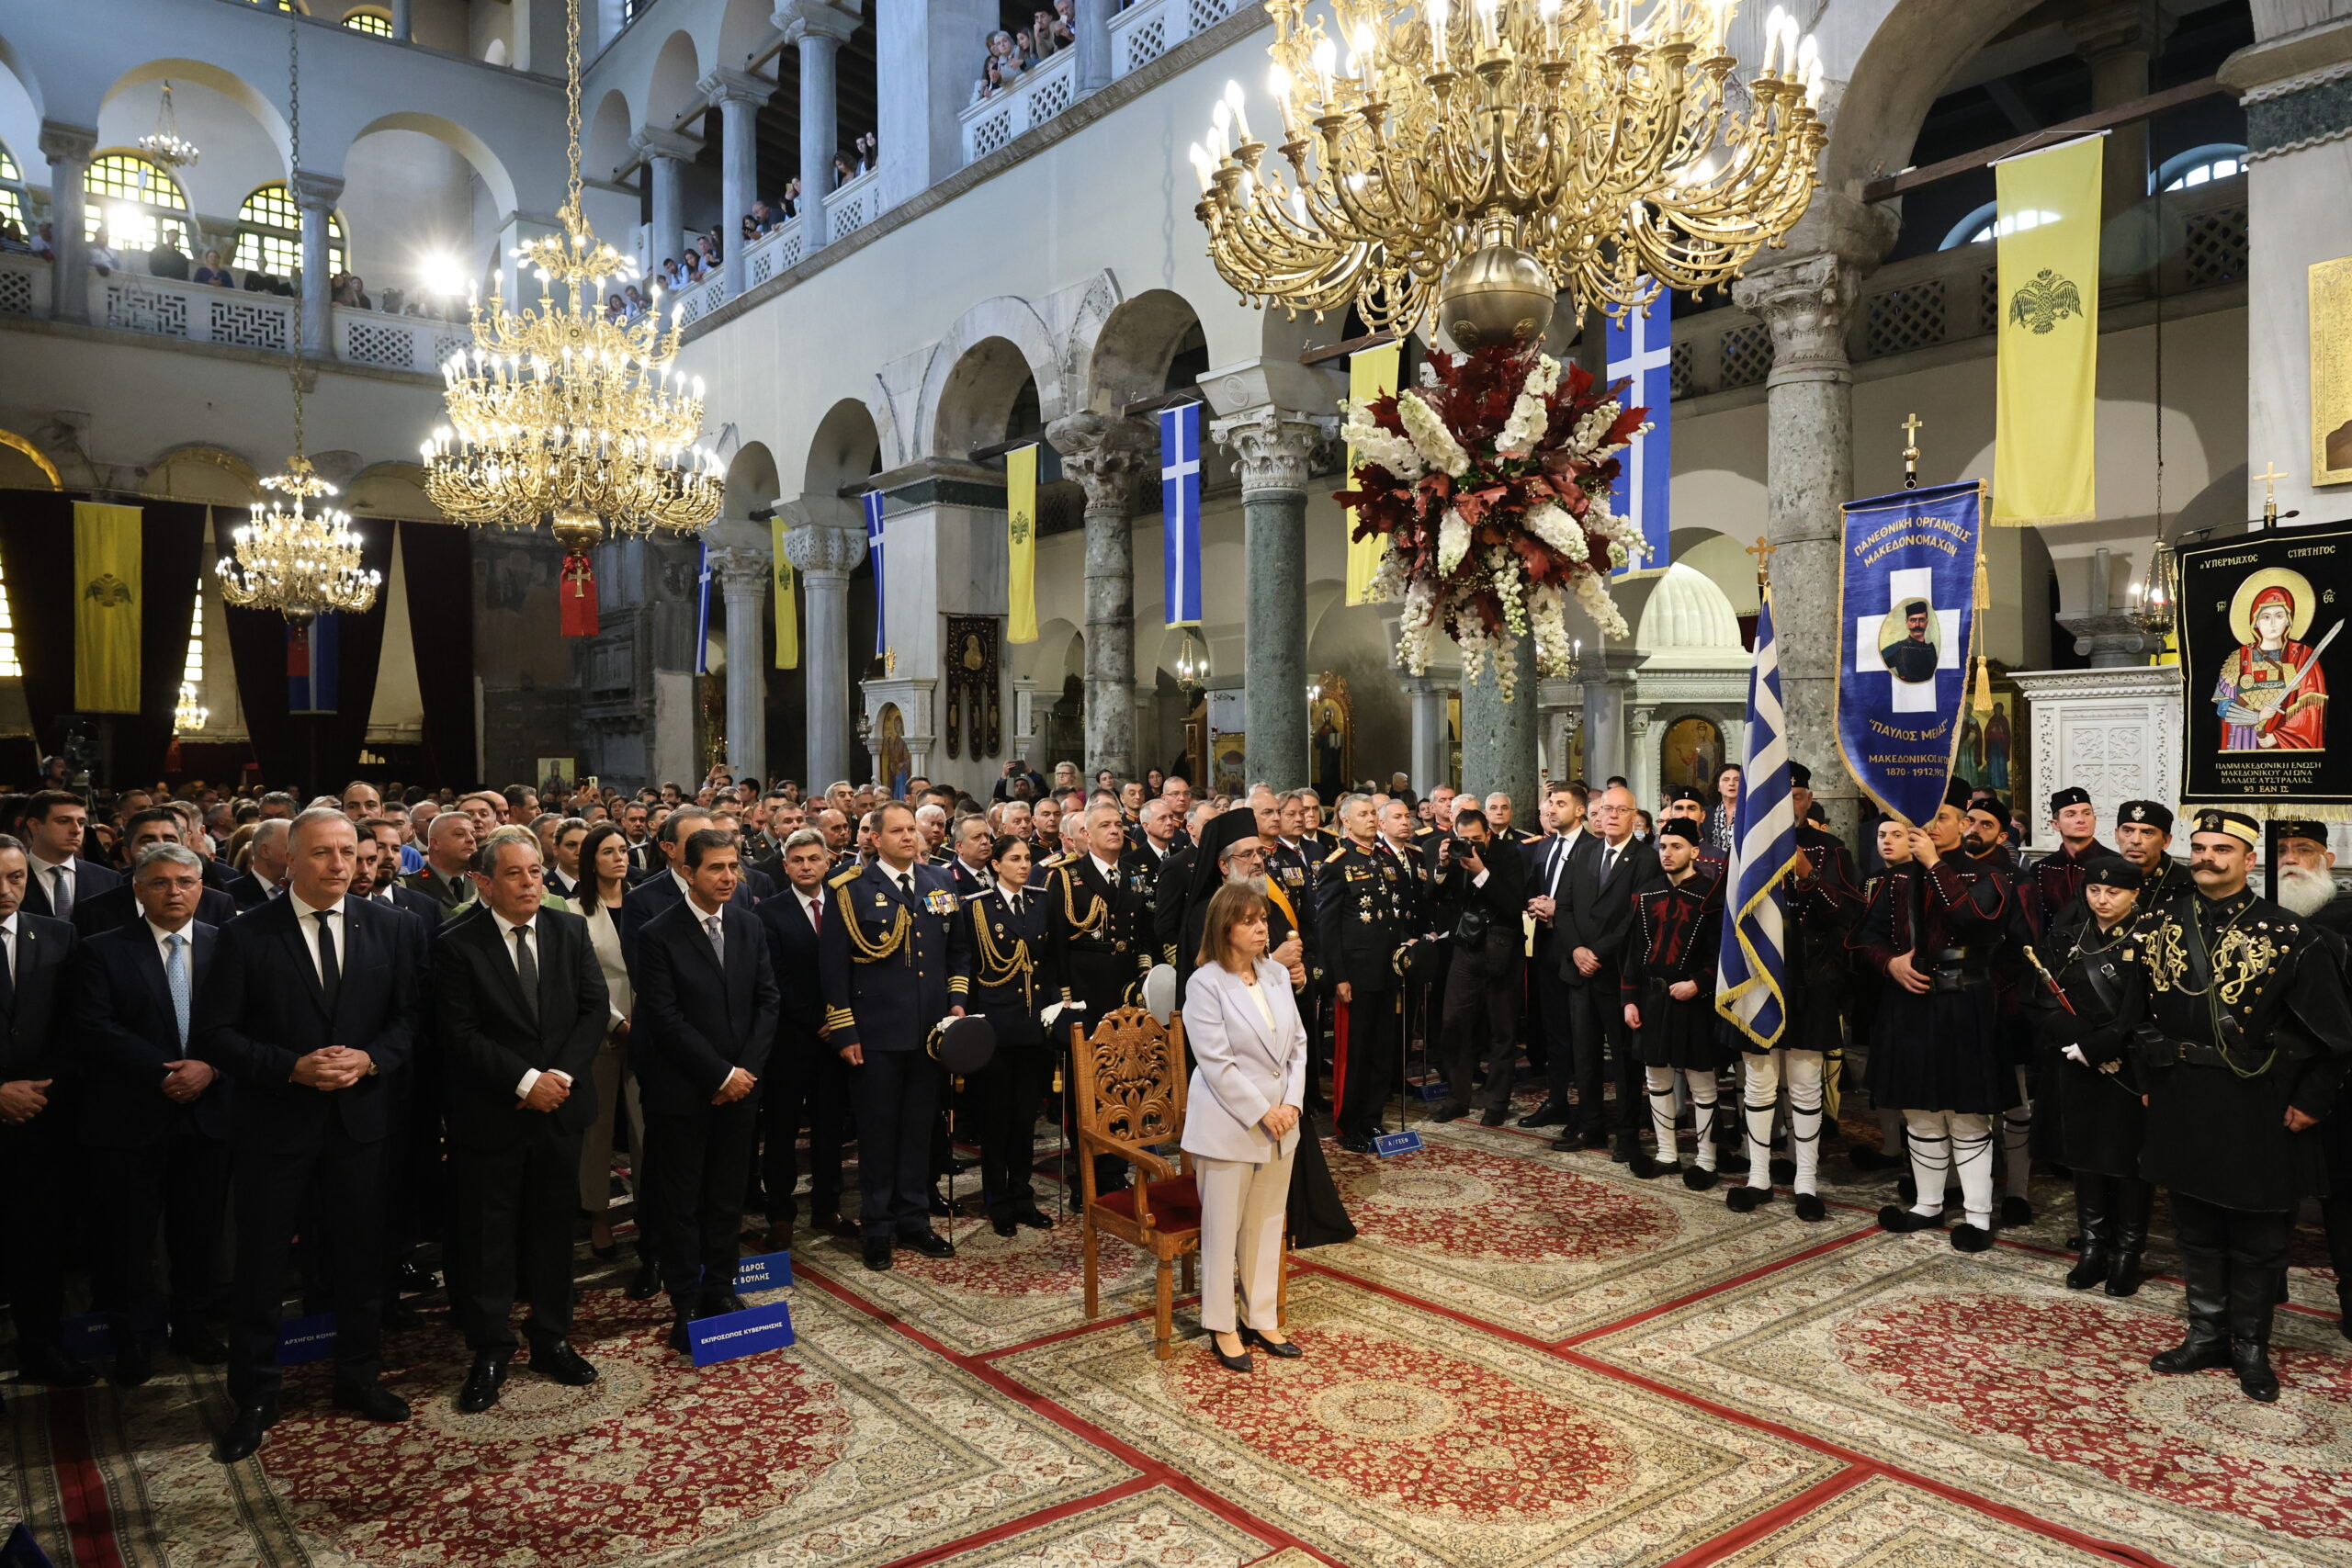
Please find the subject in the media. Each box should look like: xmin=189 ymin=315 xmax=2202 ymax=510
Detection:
xmin=345 ymin=460 xmax=439 ymax=519
xmin=345 ymin=109 xmax=518 ymax=222
xmin=1017 ymin=615 xmax=1080 ymax=682
xmin=643 ymin=29 xmax=704 ymax=128
xmin=0 ymin=427 xmax=60 ymax=490
xmin=917 ymin=298 xmax=1062 ymax=462
xmin=142 ymin=443 xmax=264 ymax=504
xmin=725 ymin=440 xmax=781 ymax=514
xmin=1666 ymin=525 xmax=1761 ymax=617
xmin=1823 ymin=0 xmax=2042 ymax=196
xmin=715 ymin=0 xmax=777 ymax=72
xmin=804 ymin=398 xmax=882 ymax=506
xmin=1084 ymin=288 xmax=1208 ymax=412
xmin=586 ymin=86 xmax=635 ymax=184
xmin=0 ymin=30 xmax=43 ymax=124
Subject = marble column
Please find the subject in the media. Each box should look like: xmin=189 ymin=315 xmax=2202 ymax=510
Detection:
xmin=1049 ymin=411 xmax=1156 ymax=783
xmin=779 ymin=507 xmax=868 ymax=791
xmin=2065 ymin=3 xmax=2166 ymax=228
xmin=1460 ymin=637 xmax=1540 ymax=807
xmin=1406 ymin=674 xmax=1450 ymax=795
xmin=1212 ymin=407 xmax=1328 ymax=792
xmin=781 ymin=0 xmax=860 ymax=253
xmin=390 ymin=0 xmax=413 ymax=40
xmin=1074 ymin=0 xmax=1116 ymax=91
xmin=709 ymin=540 xmax=773 ymax=778
xmin=293 ymin=170 xmax=343 ymax=358
xmin=701 ymin=70 xmax=774 ymax=296
xmin=632 ymin=127 xmax=696 ymax=270
xmin=37 ymin=122 xmax=95 ymax=326
xmin=1579 ymin=669 xmax=1629 ymax=789
xmin=1734 ymin=243 xmax=1873 ymax=842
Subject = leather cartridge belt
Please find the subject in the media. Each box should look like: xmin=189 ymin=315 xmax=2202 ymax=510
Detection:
xmin=1928 ymin=947 xmax=1992 ymax=993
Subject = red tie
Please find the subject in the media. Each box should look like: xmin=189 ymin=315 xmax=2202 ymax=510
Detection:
xmin=808 ymin=895 xmax=822 ymax=933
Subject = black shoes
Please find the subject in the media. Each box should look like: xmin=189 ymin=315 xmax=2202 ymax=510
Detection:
xmin=2064 ymin=1249 xmax=2110 ymax=1291
xmin=214 ymin=1398 xmax=279 ymax=1463
xmin=669 ymin=1309 xmax=695 ymax=1355
xmin=169 ymin=1321 xmax=229 ymax=1365
xmin=1792 ymin=1193 xmax=1828 ymax=1223
xmin=1682 ymin=1166 xmax=1720 ymax=1192
xmin=862 ymin=1237 xmax=894 ymax=1271
xmin=1517 ymin=1100 xmax=1570 ymax=1128
xmin=17 ymin=1341 xmax=96 ymax=1387
xmin=1012 ymin=1204 xmax=1056 ymax=1230
xmin=625 ymin=1261 xmax=664 ymax=1301
xmin=1240 ymin=1326 xmax=1303 ymax=1359
xmin=899 ymin=1231 xmax=956 ymax=1259
xmin=702 ymin=1291 xmax=749 ymax=1318
xmin=528 ymin=1339 xmax=600 ymax=1386
xmin=1950 ymin=1224 xmax=1995 ymax=1253
xmin=993 ymin=1217 xmax=1020 ymax=1237
xmin=114 ymin=1334 xmax=153 ymax=1388
xmin=2232 ymin=1341 xmax=2280 ymax=1403
xmin=332 ymin=1381 xmax=412 ymax=1424
xmin=1207 ymin=1332 xmax=1253 ymax=1372
xmin=458 ymin=1354 xmax=511 ymax=1413
xmin=928 ymin=1192 xmax=955 ymax=1218
xmin=1877 ymin=1203 xmax=1944 ymax=1234
xmin=1336 ymin=1134 xmax=1375 ymax=1155
xmin=1726 ymin=1186 xmax=1774 ymax=1214
xmin=2001 ymin=1195 xmax=2035 ymax=1227
xmin=810 ymin=1211 xmax=860 ymax=1240
xmin=1429 ymin=1100 xmax=1469 ymax=1124
xmin=1625 ymin=1153 xmax=1672 ymax=1180
xmin=1479 ymin=1108 xmax=1509 ymax=1128
xmin=2149 ymin=1332 xmax=2232 ymax=1376
xmin=2104 ymin=1253 xmax=2146 ymax=1297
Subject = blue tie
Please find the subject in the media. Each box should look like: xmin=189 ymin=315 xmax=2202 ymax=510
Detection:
xmin=164 ymin=931 xmax=190 ymax=1050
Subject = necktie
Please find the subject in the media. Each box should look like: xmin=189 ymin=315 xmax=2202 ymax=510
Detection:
xmin=1007 ymin=892 xmax=1020 ymax=919
xmin=705 ymin=912 xmax=725 ymax=966
xmin=898 ymin=873 xmax=914 ymax=903
xmin=0 ymin=925 xmax=15 ymax=1013
xmin=808 ymin=896 xmax=822 ymax=934
xmin=513 ymin=925 xmax=539 ymax=1021
xmin=50 ymin=865 xmax=70 ymax=921
xmin=164 ymin=932 xmax=190 ymax=1049
xmin=313 ymin=908 xmax=340 ymax=1009
xmin=1600 ymin=846 xmax=1617 ymax=884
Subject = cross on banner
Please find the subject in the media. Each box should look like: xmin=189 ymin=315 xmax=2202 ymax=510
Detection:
xmin=1605 ymin=295 xmax=1673 ymax=574
xmin=1160 ymin=403 xmax=1203 ymax=626
xmin=1854 ymin=565 xmax=1962 ymax=714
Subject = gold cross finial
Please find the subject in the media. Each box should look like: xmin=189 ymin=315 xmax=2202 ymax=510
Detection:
xmin=1902 ymin=412 xmax=1923 ymax=488
xmin=1902 ymin=412 xmax=1923 ymax=446
xmin=2255 ymin=461 xmax=2288 ymax=524
xmin=884 ymin=647 xmax=899 ymax=676
xmin=1746 ymin=535 xmax=1776 ymax=586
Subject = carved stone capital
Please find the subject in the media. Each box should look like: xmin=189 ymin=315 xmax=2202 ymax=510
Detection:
xmin=1732 ymin=252 xmax=1861 ymax=380
xmin=699 ymin=69 xmax=776 ymax=110
xmin=1046 ymin=411 xmax=1156 ymax=514
xmin=707 ymin=545 xmax=774 ymax=596
xmin=2064 ymin=1 xmax=2169 ymax=67
xmin=776 ymin=0 xmax=862 ymax=48
xmin=37 ymin=121 xmax=96 ymax=167
xmin=290 ymin=169 xmax=346 ymax=210
xmin=630 ymin=125 xmax=703 ymax=165
xmin=777 ymin=511 xmax=867 ymax=579
xmin=1210 ymin=406 xmax=1332 ymax=495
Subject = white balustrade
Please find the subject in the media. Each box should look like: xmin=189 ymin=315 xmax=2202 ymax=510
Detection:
xmin=669 ymin=272 xmax=729 ymax=329
xmin=334 ymin=306 xmax=474 ymax=374
xmin=96 ymin=272 xmax=296 ymax=353
xmin=742 ymin=219 xmax=805 ymax=288
xmin=0 ymin=253 xmax=51 ymax=318
xmin=1109 ymin=0 xmax=1244 ymax=79
xmin=824 ymin=169 xmax=881 ymax=240
xmin=959 ymin=48 xmax=1079 ymax=165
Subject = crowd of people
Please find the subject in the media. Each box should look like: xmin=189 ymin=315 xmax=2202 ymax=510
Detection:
xmin=0 ymin=218 xmax=461 ymax=320
xmin=976 ymin=0 xmax=1088 ymax=99
xmin=0 ymin=757 xmax=2345 ymax=1464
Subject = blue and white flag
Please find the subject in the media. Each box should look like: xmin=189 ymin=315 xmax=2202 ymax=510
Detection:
xmin=1715 ymin=584 xmax=1804 ymax=1050
xmin=863 ymin=489 xmax=887 ymax=658
xmin=693 ymin=541 xmax=713 ymax=675
xmin=1605 ymin=291 xmax=1673 ymax=575
xmin=287 ymin=614 xmax=339 ymax=716
xmin=1160 ymin=402 xmax=1203 ymax=626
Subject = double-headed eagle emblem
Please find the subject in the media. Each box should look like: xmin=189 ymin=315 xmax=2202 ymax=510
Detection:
xmin=2007 ymin=267 xmax=2084 ymax=334
xmin=83 ymin=574 xmax=134 ymax=607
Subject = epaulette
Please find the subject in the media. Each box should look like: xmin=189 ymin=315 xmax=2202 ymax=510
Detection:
xmin=827 ymin=866 xmax=863 ymax=888
xmin=1322 ymin=846 xmax=1350 ymax=864
xmin=962 ymin=888 xmax=990 ymax=901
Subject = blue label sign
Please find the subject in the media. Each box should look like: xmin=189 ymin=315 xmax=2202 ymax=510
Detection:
xmin=688 ymin=1301 xmax=795 ymax=1368
xmin=1371 ymin=1129 xmax=1424 ymax=1157
xmin=734 ymin=1250 xmax=795 ymax=1292
xmin=276 ymin=1312 xmax=338 ymax=1366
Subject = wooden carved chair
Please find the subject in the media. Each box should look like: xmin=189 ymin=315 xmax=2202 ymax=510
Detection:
xmin=1070 ymin=1005 xmax=1202 ymax=1359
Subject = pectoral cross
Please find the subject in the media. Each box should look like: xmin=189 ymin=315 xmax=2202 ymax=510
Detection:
xmin=1902 ymin=412 xmax=1923 ymax=490
xmin=1745 ymin=535 xmax=1776 ymax=588
xmin=2255 ymin=462 xmax=2287 ymax=526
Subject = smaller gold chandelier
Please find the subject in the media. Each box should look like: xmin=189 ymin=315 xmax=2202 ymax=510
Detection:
xmin=138 ymin=82 xmax=200 ymax=170
xmin=218 ymin=454 xmax=382 ymax=622
xmin=174 ymin=681 xmax=209 ymax=735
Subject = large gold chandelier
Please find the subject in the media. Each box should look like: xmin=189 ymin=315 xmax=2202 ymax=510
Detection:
xmin=1190 ymin=0 xmax=1827 ymax=347
xmin=423 ymin=0 xmax=721 ymax=614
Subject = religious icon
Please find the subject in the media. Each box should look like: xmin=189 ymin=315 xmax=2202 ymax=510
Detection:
xmin=1661 ymin=715 xmax=1723 ymax=795
xmin=2213 ymin=569 xmax=2335 ymax=751
xmin=1876 ymin=598 xmax=1940 ymax=684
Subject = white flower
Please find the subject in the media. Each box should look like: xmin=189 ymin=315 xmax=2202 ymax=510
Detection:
xmin=1531 ymin=585 xmax=1575 ymax=675
xmin=1526 ymin=502 xmax=1589 ymax=564
xmin=1489 ymin=546 xmax=1528 ymax=637
xmin=1397 ymin=389 xmax=1472 ymax=478
xmin=1366 ymin=549 xmax=1408 ymax=604
xmin=1574 ymin=568 xmax=1631 ymax=640
xmin=1341 ymin=398 xmax=1425 ymax=479
xmin=1567 ymin=399 xmax=1623 ymax=457
xmin=1438 ymin=509 xmax=1471 ymax=577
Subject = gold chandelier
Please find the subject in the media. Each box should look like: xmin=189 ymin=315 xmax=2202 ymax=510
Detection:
xmin=218 ymin=10 xmax=380 ymax=624
xmin=137 ymin=82 xmax=199 ymax=170
xmin=1190 ymin=0 xmax=1828 ymax=347
xmin=423 ymin=0 xmax=721 ymax=609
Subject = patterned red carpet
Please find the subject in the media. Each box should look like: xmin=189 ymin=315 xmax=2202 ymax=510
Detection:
xmin=6 ymin=1107 xmax=2348 ymax=1568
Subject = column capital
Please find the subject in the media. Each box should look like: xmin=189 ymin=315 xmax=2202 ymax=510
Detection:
xmin=777 ymin=508 xmax=868 ymax=578
xmin=290 ymin=169 xmax=345 ymax=210
xmin=1732 ymin=252 xmax=1862 ymax=383
xmin=2064 ymin=1 xmax=2169 ymax=66
xmin=37 ymin=120 xmax=96 ymax=164
xmin=1046 ymin=411 xmax=1156 ymax=513
xmin=1210 ymin=406 xmax=1334 ymax=495
xmin=631 ymin=125 xmax=703 ymax=164
xmin=776 ymin=0 xmax=861 ymax=48
xmin=700 ymin=68 xmax=777 ymax=110
xmin=707 ymin=543 xmax=775 ymax=595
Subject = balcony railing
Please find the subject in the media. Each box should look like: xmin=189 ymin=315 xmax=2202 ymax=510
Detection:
xmin=335 ymin=306 xmax=475 ymax=374
xmin=1110 ymin=0 xmax=1249 ymax=78
xmin=824 ymin=168 xmax=881 ymax=240
xmin=958 ymin=0 xmax=1251 ymax=167
xmin=742 ymin=218 xmax=806 ymax=288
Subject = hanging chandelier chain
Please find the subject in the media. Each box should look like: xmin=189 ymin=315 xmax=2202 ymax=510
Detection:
xmin=288 ymin=6 xmax=307 ymax=456
xmin=564 ymin=0 xmax=584 ymax=223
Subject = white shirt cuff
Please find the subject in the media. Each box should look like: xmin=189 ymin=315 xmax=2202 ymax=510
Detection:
xmin=516 ymin=1068 xmax=572 ymax=1096
xmin=1471 ymin=868 xmax=1489 ymax=887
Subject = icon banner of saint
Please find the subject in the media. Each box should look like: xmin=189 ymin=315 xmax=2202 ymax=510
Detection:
xmin=2180 ymin=521 xmax=2352 ymax=812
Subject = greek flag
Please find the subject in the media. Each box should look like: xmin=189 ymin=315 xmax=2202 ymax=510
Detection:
xmin=693 ymin=542 xmax=713 ymax=676
xmin=863 ymin=489 xmax=887 ymax=657
xmin=1715 ymin=584 xmax=1806 ymax=1048
xmin=1604 ymin=290 xmax=1672 ymax=575
xmin=1161 ymin=402 xmax=1203 ymax=626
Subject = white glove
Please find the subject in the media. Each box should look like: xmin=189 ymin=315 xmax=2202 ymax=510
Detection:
xmin=2063 ymin=1044 xmax=2088 ymax=1066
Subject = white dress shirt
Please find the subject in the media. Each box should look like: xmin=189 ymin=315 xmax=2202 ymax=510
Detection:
xmin=497 ymin=909 xmax=570 ymax=1100
xmin=0 ymin=913 xmax=18 ymax=985
xmin=27 ymin=852 xmax=73 ymax=911
xmin=289 ymin=892 xmax=346 ymax=987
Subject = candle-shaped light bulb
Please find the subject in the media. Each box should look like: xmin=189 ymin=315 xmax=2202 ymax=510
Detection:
xmin=1311 ymin=35 xmax=1338 ymax=101
xmin=1476 ymin=0 xmax=1501 ymax=47
xmin=1797 ymin=32 xmax=1818 ymax=73
xmin=1188 ymin=141 xmax=1215 ymax=192
xmin=1223 ymin=79 xmax=1251 ymax=142
xmin=1805 ymin=59 xmax=1825 ymax=106
xmin=1781 ymin=13 xmax=1802 ymax=71
xmin=1762 ymin=5 xmax=1785 ymax=70
xmin=1207 ymin=120 xmax=1229 ymax=163
xmin=1351 ymin=24 xmax=1375 ymax=79
xmin=1266 ymin=62 xmax=1298 ymax=134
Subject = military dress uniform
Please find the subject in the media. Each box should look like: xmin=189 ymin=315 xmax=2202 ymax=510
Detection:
xmin=1266 ymin=836 xmax=1329 ymax=1106
xmin=1622 ymin=848 xmax=1725 ymax=1188
xmin=1044 ymin=852 xmax=1151 ymax=1190
xmin=963 ymin=885 xmax=1057 ymax=1233
xmin=2118 ymin=812 xmax=2352 ymax=1401
xmin=818 ymin=856 xmax=973 ymax=1256
xmin=1317 ymin=836 xmax=1414 ymax=1149
xmin=1961 ymin=833 xmax=2041 ymax=1222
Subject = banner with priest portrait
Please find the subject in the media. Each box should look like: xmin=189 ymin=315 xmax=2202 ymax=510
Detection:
xmin=1834 ymin=480 xmax=1987 ymax=826
xmin=2178 ymin=521 xmax=2352 ymax=811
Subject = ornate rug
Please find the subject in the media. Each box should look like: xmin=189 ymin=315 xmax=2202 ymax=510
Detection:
xmin=1706 ymin=1476 xmax=2133 ymax=1566
xmin=937 ymin=1483 xmax=1274 ymax=1567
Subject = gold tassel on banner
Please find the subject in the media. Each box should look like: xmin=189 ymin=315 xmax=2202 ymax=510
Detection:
xmin=1969 ymin=541 xmax=1996 ymax=718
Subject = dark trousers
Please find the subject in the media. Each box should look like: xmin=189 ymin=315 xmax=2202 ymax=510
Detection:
xmin=2323 ymin=1193 xmax=2352 ymax=1314
xmin=1442 ymin=953 xmax=1524 ymax=1112
xmin=641 ymin=1100 xmax=759 ymax=1305
xmin=853 ymin=1047 xmax=940 ymax=1237
xmin=93 ymin=1124 xmax=230 ymax=1332
xmin=1337 ymin=987 xmax=1402 ymax=1141
xmin=978 ymin=1043 xmax=1051 ymax=1218
xmin=0 ymin=1120 xmax=73 ymax=1348
xmin=226 ymin=1134 xmax=389 ymax=1403
xmin=2169 ymin=1190 xmax=2294 ymax=1346
xmin=1532 ymin=962 xmax=1580 ymax=1110
xmin=761 ymin=1043 xmax=850 ymax=1223
xmin=1566 ymin=967 xmax=1640 ymax=1143
xmin=381 ymin=1063 xmax=445 ymax=1289
xmin=448 ymin=1131 xmax=582 ymax=1353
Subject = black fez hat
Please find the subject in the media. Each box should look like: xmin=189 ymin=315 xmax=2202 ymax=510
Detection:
xmin=2274 ymin=818 xmax=2332 ymax=849
xmin=1943 ymin=775 xmax=1973 ymax=812
xmin=1656 ymin=818 xmax=1702 ymax=844
xmin=1788 ymin=761 xmax=1812 ymax=788
xmin=2082 ymin=854 xmax=2143 ymax=890
xmin=1904 ymin=599 xmax=1930 ymax=617
xmin=2049 ymin=786 xmax=2092 ymax=815
xmin=2117 ymin=800 xmax=2173 ymax=833
xmin=2193 ymin=809 xmax=2261 ymax=849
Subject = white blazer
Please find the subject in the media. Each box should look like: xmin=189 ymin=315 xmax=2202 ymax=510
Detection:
xmin=1181 ymin=957 xmax=1309 ymax=1164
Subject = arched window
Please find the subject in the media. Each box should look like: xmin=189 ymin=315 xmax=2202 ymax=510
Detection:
xmin=2154 ymin=143 xmax=2247 ymax=193
xmin=234 ymin=182 xmax=346 ymax=279
xmin=343 ymin=7 xmax=394 ymax=36
xmin=176 ymin=584 xmax=207 ymax=731
xmin=84 ymin=152 xmax=189 ymax=253
xmin=1939 ymin=201 xmax=2064 ymax=250
xmin=0 ymin=557 xmax=25 ymax=679
xmin=0 ymin=144 xmax=26 ymax=234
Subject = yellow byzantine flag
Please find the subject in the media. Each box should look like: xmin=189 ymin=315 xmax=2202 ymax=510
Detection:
xmin=1007 ymin=443 xmax=1039 ymax=644
xmin=1993 ymin=134 xmax=2103 ymax=525
xmin=1345 ymin=341 xmax=1402 ymax=604
xmin=769 ymin=514 xmax=798 ymax=670
xmin=74 ymin=502 xmax=141 ymax=712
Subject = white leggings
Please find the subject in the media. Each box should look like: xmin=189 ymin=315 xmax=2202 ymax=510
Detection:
xmin=1742 ymin=1049 xmax=1826 ymax=1195
xmin=1644 ymin=1066 xmax=1718 ymax=1169
xmin=1903 ymin=1108 xmax=1995 ymax=1229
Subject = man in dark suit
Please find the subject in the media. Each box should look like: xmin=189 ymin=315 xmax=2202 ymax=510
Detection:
xmin=944 ymin=814 xmax=995 ymax=899
xmin=1554 ymin=784 xmax=1663 ymax=1160
xmin=405 ymin=811 xmax=478 ymax=910
xmin=819 ymin=800 xmax=972 ymax=1269
xmin=0 ymin=832 xmax=86 ymax=1385
xmin=357 ymin=817 xmax=446 ymax=1322
xmin=1518 ymin=782 xmax=1588 ymax=1127
xmin=74 ymin=807 xmax=237 ymax=936
xmin=20 ymin=787 xmax=120 ymax=921
xmin=194 ymin=807 xmax=424 ymax=1461
xmin=71 ymin=843 xmax=230 ymax=1383
xmin=437 ymin=827 xmax=608 ymax=1410
xmin=222 ymin=817 xmax=292 ymax=909
xmin=631 ymin=828 xmax=779 ymax=1352
xmin=1429 ymin=808 xmax=1529 ymax=1126
xmin=755 ymin=828 xmax=856 ymax=1250
xmin=618 ymin=806 xmax=714 ymax=963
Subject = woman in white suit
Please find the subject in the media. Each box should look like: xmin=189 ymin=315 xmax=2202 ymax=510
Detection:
xmin=1182 ymin=882 xmax=1309 ymax=1372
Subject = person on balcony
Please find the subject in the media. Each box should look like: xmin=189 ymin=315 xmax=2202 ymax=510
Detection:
xmin=148 ymin=235 xmax=190 ymax=282
xmin=193 ymin=249 xmax=232 ymax=287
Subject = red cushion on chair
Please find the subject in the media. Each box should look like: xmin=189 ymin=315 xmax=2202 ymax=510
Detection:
xmin=1093 ymin=1175 xmax=1202 ymax=1235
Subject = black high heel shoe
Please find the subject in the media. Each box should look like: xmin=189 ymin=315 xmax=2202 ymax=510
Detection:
xmin=1240 ymin=1326 xmax=1303 ymax=1359
xmin=1208 ymin=1332 xmax=1253 ymax=1372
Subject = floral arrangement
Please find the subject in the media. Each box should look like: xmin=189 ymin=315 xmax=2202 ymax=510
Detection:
xmin=1338 ymin=344 xmax=1650 ymax=699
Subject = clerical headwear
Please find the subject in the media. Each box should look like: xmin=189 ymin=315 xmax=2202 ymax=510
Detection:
xmin=2117 ymin=800 xmax=2174 ymax=833
xmin=1788 ymin=761 xmax=1813 ymax=788
xmin=1942 ymin=776 xmax=1973 ymax=813
xmin=2048 ymin=786 xmax=2092 ymax=815
xmin=2191 ymin=809 xmax=2261 ymax=849
xmin=1667 ymin=785 xmax=1707 ymax=806
xmin=2082 ymin=854 xmax=2143 ymax=890
xmin=1656 ymin=818 xmax=1702 ymax=844
xmin=1966 ymin=795 xmax=2008 ymax=827
xmin=2274 ymin=818 xmax=2331 ymax=851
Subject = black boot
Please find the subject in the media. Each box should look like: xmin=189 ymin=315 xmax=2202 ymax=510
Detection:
xmin=2149 ymin=1243 xmax=2232 ymax=1375
xmin=2105 ymin=1178 xmax=2154 ymax=1298
xmin=2228 ymin=1265 xmax=2282 ymax=1403
xmin=2063 ymin=1174 xmax=2111 ymax=1291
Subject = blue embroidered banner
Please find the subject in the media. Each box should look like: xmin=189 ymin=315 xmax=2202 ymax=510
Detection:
xmin=1604 ymin=289 xmax=1671 ymax=575
xmin=1160 ymin=402 xmax=1203 ymax=626
xmin=1834 ymin=480 xmax=1985 ymax=827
